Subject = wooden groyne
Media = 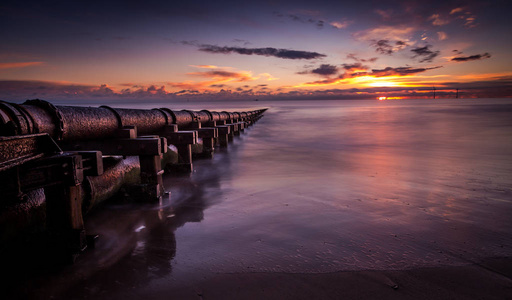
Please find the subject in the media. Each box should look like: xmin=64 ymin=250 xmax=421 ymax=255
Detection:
xmin=0 ymin=99 xmax=266 ymax=259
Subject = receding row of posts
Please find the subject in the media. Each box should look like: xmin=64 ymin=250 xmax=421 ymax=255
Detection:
xmin=0 ymin=99 xmax=266 ymax=260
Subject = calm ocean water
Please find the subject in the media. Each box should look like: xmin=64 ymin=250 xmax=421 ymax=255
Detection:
xmin=51 ymin=98 xmax=512 ymax=296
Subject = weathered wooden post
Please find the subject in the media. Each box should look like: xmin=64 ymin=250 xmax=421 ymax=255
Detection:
xmin=43 ymin=153 xmax=87 ymax=256
xmin=216 ymin=125 xmax=230 ymax=148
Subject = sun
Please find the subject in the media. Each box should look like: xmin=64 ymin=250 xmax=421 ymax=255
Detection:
xmin=378 ymin=96 xmax=387 ymax=101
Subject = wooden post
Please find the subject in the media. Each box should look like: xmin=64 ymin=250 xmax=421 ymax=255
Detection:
xmin=163 ymin=125 xmax=197 ymax=173
xmin=216 ymin=125 xmax=230 ymax=148
xmin=44 ymin=154 xmax=87 ymax=259
xmin=176 ymin=144 xmax=193 ymax=172
xmin=138 ymin=154 xmax=165 ymax=201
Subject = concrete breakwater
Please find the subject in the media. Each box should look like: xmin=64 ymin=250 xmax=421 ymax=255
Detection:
xmin=0 ymin=99 xmax=266 ymax=259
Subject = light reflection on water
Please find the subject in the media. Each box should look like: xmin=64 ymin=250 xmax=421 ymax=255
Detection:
xmin=21 ymin=99 xmax=512 ymax=298
xmin=164 ymin=99 xmax=512 ymax=275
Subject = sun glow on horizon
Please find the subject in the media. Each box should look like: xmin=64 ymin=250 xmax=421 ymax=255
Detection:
xmin=368 ymin=81 xmax=399 ymax=87
xmin=352 ymin=75 xmax=404 ymax=87
xmin=378 ymin=96 xmax=405 ymax=100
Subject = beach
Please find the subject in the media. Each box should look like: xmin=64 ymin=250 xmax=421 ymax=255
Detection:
xmin=4 ymin=98 xmax=512 ymax=299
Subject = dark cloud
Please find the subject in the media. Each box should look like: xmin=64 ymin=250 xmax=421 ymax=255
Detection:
xmin=371 ymin=40 xmax=406 ymax=55
xmin=298 ymin=64 xmax=339 ymax=76
xmin=191 ymin=70 xmax=243 ymax=78
xmin=0 ymin=80 xmax=167 ymax=100
xmin=451 ymin=52 xmax=491 ymax=62
xmin=342 ymin=63 xmax=368 ymax=71
xmin=184 ymin=70 xmax=255 ymax=84
xmin=175 ymin=90 xmax=199 ymax=95
xmin=346 ymin=54 xmax=378 ymax=63
xmin=288 ymin=14 xmax=301 ymax=22
xmin=373 ymin=40 xmax=393 ymax=55
xmin=275 ymin=11 xmax=325 ymax=29
xmin=371 ymin=66 xmax=442 ymax=77
xmin=181 ymin=40 xmax=199 ymax=46
xmin=371 ymin=40 xmax=408 ymax=55
xmin=305 ymin=65 xmax=442 ymax=85
xmin=311 ymin=64 xmax=339 ymax=75
xmin=411 ymin=45 xmax=440 ymax=63
xmin=396 ymin=41 xmax=407 ymax=47
xmin=194 ymin=44 xmax=326 ymax=60
xmin=300 ymin=63 xmax=442 ymax=86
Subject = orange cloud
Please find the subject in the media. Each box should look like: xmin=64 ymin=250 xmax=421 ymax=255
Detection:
xmin=437 ymin=32 xmax=448 ymax=41
xmin=353 ymin=26 xmax=415 ymax=42
xmin=259 ymin=73 xmax=279 ymax=81
xmin=189 ymin=65 xmax=218 ymax=69
xmin=330 ymin=20 xmax=350 ymax=29
xmin=0 ymin=62 xmax=44 ymax=69
xmin=450 ymin=7 xmax=464 ymax=15
xmin=187 ymin=70 xmax=256 ymax=82
xmin=375 ymin=9 xmax=393 ymax=20
xmin=166 ymin=66 xmax=261 ymax=91
xmin=449 ymin=7 xmax=478 ymax=28
xmin=429 ymin=14 xmax=450 ymax=26
xmin=297 ymin=66 xmax=442 ymax=88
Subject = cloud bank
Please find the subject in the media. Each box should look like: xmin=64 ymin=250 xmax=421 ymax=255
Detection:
xmin=451 ymin=53 xmax=491 ymax=62
xmin=411 ymin=45 xmax=440 ymax=63
xmin=1 ymin=74 xmax=511 ymax=102
xmin=187 ymin=43 xmax=326 ymax=60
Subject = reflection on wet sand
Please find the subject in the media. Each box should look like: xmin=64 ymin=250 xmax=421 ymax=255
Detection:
xmin=3 ymin=99 xmax=512 ymax=299
xmin=4 ymin=144 xmax=235 ymax=299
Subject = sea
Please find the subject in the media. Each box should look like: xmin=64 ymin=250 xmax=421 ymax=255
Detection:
xmin=17 ymin=98 xmax=512 ymax=297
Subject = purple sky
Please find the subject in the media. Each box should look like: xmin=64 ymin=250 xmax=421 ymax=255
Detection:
xmin=1 ymin=0 xmax=511 ymax=101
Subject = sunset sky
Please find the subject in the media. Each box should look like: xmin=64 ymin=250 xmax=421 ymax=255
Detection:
xmin=1 ymin=0 xmax=511 ymax=101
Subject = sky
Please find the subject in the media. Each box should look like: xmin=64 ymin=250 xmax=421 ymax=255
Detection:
xmin=1 ymin=0 xmax=511 ymax=101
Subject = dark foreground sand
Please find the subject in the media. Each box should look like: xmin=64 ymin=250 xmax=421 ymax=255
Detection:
xmin=5 ymin=257 xmax=511 ymax=299
xmin=144 ymin=259 xmax=512 ymax=300
xmin=55 ymin=257 xmax=511 ymax=300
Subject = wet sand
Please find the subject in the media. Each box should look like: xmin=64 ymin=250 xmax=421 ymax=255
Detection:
xmin=3 ymin=99 xmax=512 ymax=299
xmin=141 ymin=258 xmax=512 ymax=300
xmin=14 ymin=257 xmax=512 ymax=299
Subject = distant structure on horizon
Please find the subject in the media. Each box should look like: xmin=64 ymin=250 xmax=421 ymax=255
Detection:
xmin=433 ymin=86 xmax=436 ymax=99
xmin=456 ymin=88 xmax=459 ymax=99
